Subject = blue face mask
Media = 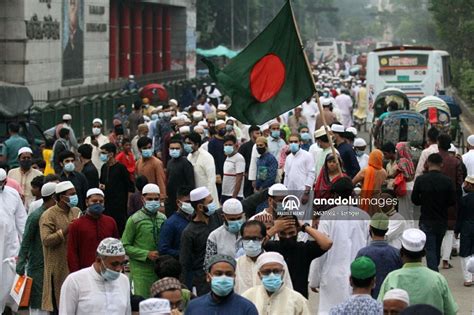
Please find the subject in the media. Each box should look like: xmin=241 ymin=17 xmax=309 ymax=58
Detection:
xmin=223 ymin=145 xmax=234 ymax=155
xmin=100 ymin=260 xmax=121 ymax=281
xmin=289 ymin=143 xmax=300 ymax=153
xmin=226 ymin=125 xmax=234 ymax=132
xmin=243 ymin=240 xmax=262 ymax=257
xmin=64 ymin=162 xmax=75 ymax=172
xmin=300 ymin=132 xmax=311 ymax=141
xmin=67 ymin=194 xmax=79 ymax=208
xmin=145 ymin=200 xmax=161 ymax=213
xmin=355 ymin=150 xmax=365 ymax=157
xmin=169 ymin=149 xmax=181 ymax=159
xmin=180 ymin=202 xmax=195 ymax=215
xmin=151 ymin=114 xmax=159 ymax=121
xmin=99 ymin=153 xmax=108 ymax=162
xmin=183 ymin=143 xmax=193 ymax=154
xmin=141 ymin=149 xmax=153 ymax=158
xmin=323 ymin=92 xmax=329 ymax=97
xmin=204 ymin=202 xmax=218 ymax=216
xmin=261 ymin=273 xmax=283 ymax=292
xmin=211 ymin=276 xmax=234 ymax=297
xmin=226 ymin=218 xmax=245 ymax=234
xmin=271 ymin=130 xmax=280 ymax=139
xmin=88 ymin=203 xmax=105 ymax=215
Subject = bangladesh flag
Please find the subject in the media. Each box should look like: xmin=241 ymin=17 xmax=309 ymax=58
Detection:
xmin=203 ymin=0 xmax=315 ymax=125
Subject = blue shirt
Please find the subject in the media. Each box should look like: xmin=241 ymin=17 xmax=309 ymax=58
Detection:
xmin=1 ymin=134 xmax=29 ymax=168
xmin=330 ymin=294 xmax=382 ymax=315
xmin=185 ymin=292 xmax=258 ymax=315
xmin=158 ymin=211 xmax=189 ymax=258
xmin=337 ymin=142 xmax=360 ymax=178
xmin=256 ymin=152 xmax=278 ymax=190
xmin=356 ymin=240 xmax=403 ymax=298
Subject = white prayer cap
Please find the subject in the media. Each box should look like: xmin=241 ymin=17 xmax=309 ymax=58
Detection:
xmin=467 ymin=256 xmax=474 ymax=273
xmin=215 ymin=119 xmax=226 ymax=127
xmin=92 ymin=118 xmax=103 ymax=125
xmin=383 ymin=288 xmax=410 ymax=305
xmin=331 ymin=124 xmax=345 ymax=133
xmin=55 ymin=181 xmax=74 ymax=194
xmin=190 ymin=186 xmax=210 ymax=202
xmin=41 ymin=182 xmax=57 ymax=197
xmin=198 ymin=121 xmax=208 ymax=127
xmin=346 ymin=127 xmax=358 ymax=136
xmin=256 ymin=252 xmax=285 ymax=270
xmin=169 ymin=99 xmax=178 ymax=106
xmin=0 ymin=168 xmax=7 ymax=181
xmin=222 ymin=198 xmax=243 ymax=215
xmin=354 ymin=138 xmax=367 ymax=147
xmin=87 ymin=188 xmax=104 ymax=198
xmin=179 ymin=126 xmax=190 ymax=134
xmin=467 ymin=134 xmax=474 ymax=146
xmin=401 ymin=228 xmax=426 ymax=252
xmin=17 ymin=147 xmax=33 ymax=157
xmin=139 ymin=298 xmax=171 ymax=315
xmin=448 ymin=143 xmax=458 ymax=154
xmin=217 ymin=104 xmax=227 ymax=111
xmin=62 ymin=114 xmax=72 ymax=120
xmin=268 ymin=183 xmax=288 ymax=197
xmin=314 ymin=126 xmax=327 ymax=138
xmin=321 ymin=98 xmax=332 ymax=106
xmin=192 ymin=111 xmax=203 ymax=119
xmin=97 ymin=237 xmax=126 ymax=257
xmin=142 ymin=184 xmax=160 ymax=195
xmin=129 ymin=74 xmax=135 ymax=79
xmin=194 ymin=126 xmax=204 ymax=133
xmin=356 ymin=80 xmax=362 ymax=84
xmin=197 ymin=104 xmax=205 ymax=111
xmin=226 ymin=116 xmax=237 ymax=122
xmin=268 ymin=119 xmax=280 ymax=127
xmin=170 ymin=116 xmax=179 ymax=122
xmin=465 ymin=175 xmax=474 ymax=185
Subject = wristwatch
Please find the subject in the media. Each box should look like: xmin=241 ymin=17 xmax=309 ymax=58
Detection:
xmin=302 ymin=223 xmax=310 ymax=233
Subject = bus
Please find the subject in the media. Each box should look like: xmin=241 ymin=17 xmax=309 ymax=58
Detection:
xmin=313 ymin=40 xmax=353 ymax=64
xmin=366 ymin=46 xmax=451 ymax=106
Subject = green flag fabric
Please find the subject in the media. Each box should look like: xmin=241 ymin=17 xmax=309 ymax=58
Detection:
xmin=203 ymin=0 xmax=315 ymax=125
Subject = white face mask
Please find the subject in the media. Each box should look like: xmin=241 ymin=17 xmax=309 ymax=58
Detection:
xmin=92 ymin=127 xmax=101 ymax=136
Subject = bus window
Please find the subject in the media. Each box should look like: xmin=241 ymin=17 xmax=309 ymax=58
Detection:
xmin=442 ymin=56 xmax=451 ymax=87
xmin=337 ymin=43 xmax=342 ymax=55
xmin=317 ymin=41 xmax=333 ymax=46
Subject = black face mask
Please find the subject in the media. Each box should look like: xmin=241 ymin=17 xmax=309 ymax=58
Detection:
xmin=280 ymin=236 xmax=297 ymax=250
xmin=19 ymin=159 xmax=32 ymax=170
xmin=257 ymin=147 xmax=266 ymax=155
xmin=209 ymin=126 xmax=216 ymax=135
xmin=218 ymin=129 xmax=226 ymax=137
xmin=115 ymin=126 xmax=124 ymax=135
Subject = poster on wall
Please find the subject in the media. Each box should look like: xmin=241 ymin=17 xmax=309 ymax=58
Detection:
xmin=62 ymin=0 xmax=84 ymax=85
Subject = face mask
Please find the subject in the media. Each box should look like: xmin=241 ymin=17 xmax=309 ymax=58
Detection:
xmin=115 ymin=126 xmax=124 ymax=135
xmin=261 ymin=273 xmax=283 ymax=293
xmin=92 ymin=127 xmax=101 ymax=136
xmin=226 ymin=125 xmax=234 ymax=132
xmin=258 ymin=145 xmax=270 ymax=155
xmin=19 ymin=159 xmax=32 ymax=170
xmin=211 ymin=276 xmax=234 ymax=297
xmin=280 ymin=236 xmax=297 ymax=250
xmin=67 ymin=194 xmax=79 ymax=208
xmin=243 ymin=240 xmax=262 ymax=257
xmin=88 ymin=203 xmax=105 ymax=215
xmin=180 ymin=202 xmax=195 ymax=215
xmin=323 ymin=92 xmax=329 ymax=97
xmin=145 ymin=200 xmax=161 ymax=213
xmin=226 ymin=218 xmax=244 ymax=234
xmin=183 ymin=143 xmax=193 ymax=154
xmin=141 ymin=149 xmax=153 ymax=158
xmin=158 ymin=112 xmax=164 ymax=118
xmin=169 ymin=149 xmax=181 ymax=159
xmin=289 ymin=143 xmax=300 ymax=153
xmin=64 ymin=162 xmax=75 ymax=172
xmin=204 ymin=202 xmax=218 ymax=216
xmin=223 ymin=145 xmax=234 ymax=156
xmin=120 ymin=108 xmax=126 ymax=113
xmin=300 ymin=132 xmax=311 ymax=141
xmin=151 ymin=114 xmax=159 ymax=121
xmin=99 ymin=153 xmax=108 ymax=162
xmin=100 ymin=260 xmax=121 ymax=281
xmin=271 ymin=130 xmax=280 ymax=139
xmin=355 ymin=150 xmax=365 ymax=157
xmin=218 ymin=129 xmax=226 ymax=137
xmin=164 ymin=112 xmax=172 ymax=118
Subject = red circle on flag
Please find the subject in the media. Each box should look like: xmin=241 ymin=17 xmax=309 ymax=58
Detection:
xmin=250 ymin=54 xmax=286 ymax=103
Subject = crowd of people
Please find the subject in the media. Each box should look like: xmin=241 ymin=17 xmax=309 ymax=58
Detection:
xmin=0 ymin=73 xmax=473 ymax=315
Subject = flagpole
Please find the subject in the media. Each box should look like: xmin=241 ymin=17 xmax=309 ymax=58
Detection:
xmin=288 ymin=0 xmax=343 ymax=175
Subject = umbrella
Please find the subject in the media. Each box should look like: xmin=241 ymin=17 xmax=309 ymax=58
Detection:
xmin=139 ymin=84 xmax=168 ymax=103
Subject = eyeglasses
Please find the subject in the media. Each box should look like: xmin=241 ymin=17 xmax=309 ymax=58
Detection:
xmin=260 ymin=269 xmax=283 ymax=276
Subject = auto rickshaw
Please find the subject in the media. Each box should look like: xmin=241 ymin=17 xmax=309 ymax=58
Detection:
xmin=373 ymin=88 xmax=410 ymax=119
xmin=416 ymin=96 xmax=451 ymax=134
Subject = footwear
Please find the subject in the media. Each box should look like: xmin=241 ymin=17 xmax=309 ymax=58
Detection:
xmin=463 ymin=281 xmax=472 ymax=287
xmin=442 ymin=261 xmax=453 ymax=269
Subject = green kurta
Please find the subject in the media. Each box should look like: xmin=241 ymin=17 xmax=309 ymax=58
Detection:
xmin=16 ymin=205 xmax=47 ymax=310
xmin=121 ymin=208 xmax=166 ymax=297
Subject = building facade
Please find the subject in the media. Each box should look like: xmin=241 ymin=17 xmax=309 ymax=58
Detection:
xmin=0 ymin=0 xmax=196 ymax=100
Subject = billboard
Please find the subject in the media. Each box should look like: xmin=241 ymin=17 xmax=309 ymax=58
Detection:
xmin=62 ymin=0 xmax=84 ymax=85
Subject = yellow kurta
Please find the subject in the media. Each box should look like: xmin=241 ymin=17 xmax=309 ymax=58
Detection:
xmin=39 ymin=204 xmax=80 ymax=311
xmin=242 ymin=285 xmax=310 ymax=315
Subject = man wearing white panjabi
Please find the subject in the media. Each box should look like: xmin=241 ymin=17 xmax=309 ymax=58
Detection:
xmin=310 ymin=177 xmax=369 ymax=314
xmin=0 ymin=168 xmax=27 ymax=313
xmin=334 ymin=90 xmax=353 ymax=128
xmin=301 ymin=97 xmax=318 ymax=136
xmin=242 ymin=252 xmax=310 ymax=315
xmin=462 ymin=134 xmax=474 ymax=176
xmin=59 ymin=238 xmax=131 ymax=315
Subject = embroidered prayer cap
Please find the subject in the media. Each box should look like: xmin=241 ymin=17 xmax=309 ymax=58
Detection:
xmin=17 ymin=147 xmax=33 ymax=157
xmin=97 ymin=237 xmax=125 ymax=256
xmin=331 ymin=124 xmax=345 ymax=133
xmin=87 ymin=188 xmax=104 ymax=198
xmin=370 ymin=213 xmax=389 ymax=231
xmin=206 ymin=254 xmax=236 ymax=272
xmin=256 ymin=252 xmax=285 ymax=270
xmin=55 ymin=181 xmax=74 ymax=194
xmin=401 ymin=228 xmax=426 ymax=252
xmin=314 ymin=126 xmax=327 ymax=138
xmin=93 ymin=118 xmax=103 ymax=125
xmin=350 ymin=256 xmax=376 ymax=279
xmin=383 ymin=288 xmax=410 ymax=305
xmin=222 ymin=198 xmax=243 ymax=215
xmin=139 ymin=298 xmax=171 ymax=315
xmin=150 ymin=277 xmax=182 ymax=297
xmin=354 ymin=138 xmax=367 ymax=147
xmin=142 ymin=183 xmax=160 ymax=195
xmin=217 ymin=104 xmax=227 ymax=111
xmin=41 ymin=182 xmax=57 ymax=197
xmin=190 ymin=186 xmax=210 ymax=202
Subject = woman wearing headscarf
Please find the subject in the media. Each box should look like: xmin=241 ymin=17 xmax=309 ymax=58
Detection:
xmin=394 ymin=142 xmax=415 ymax=227
xmin=353 ymin=149 xmax=387 ymax=214
xmin=314 ymin=153 xmax=347 ymax=200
